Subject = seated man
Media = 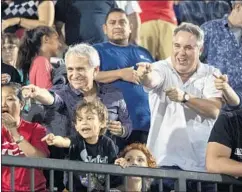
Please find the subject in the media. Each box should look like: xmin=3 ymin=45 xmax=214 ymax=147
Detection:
xmin=206 ymin=109 xmax=242 ymax=178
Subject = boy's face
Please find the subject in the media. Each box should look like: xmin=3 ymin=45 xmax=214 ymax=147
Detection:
xmin=75 ymin=108 xmax=103 ymax=142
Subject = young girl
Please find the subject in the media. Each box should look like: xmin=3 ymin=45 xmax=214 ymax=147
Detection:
xmin=1 ymin=83 xmax=49 ymax=192
xmin=16 ymin=26 xmax=61 ymax=87
xmin=42 ymin=99 xmax=118 ymax=191
xmin=114 ymin=143 xmax=157 ymax=192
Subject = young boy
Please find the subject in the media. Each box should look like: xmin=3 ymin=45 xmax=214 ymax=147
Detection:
xmin=42 ymin=99 xmax=118 ymax=191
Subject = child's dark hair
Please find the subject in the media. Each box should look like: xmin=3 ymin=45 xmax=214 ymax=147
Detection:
xmin=2 ymin=82 xmax=24 ymax=102
xmin=16 ymin=26 xmax=57 ymax=83
xmin=2 ymin=33 xmax=20 ymax=46
xmin=74 ymin=99 xmax=108 ymax=135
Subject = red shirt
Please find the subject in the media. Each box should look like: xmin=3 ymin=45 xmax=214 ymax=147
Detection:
xmin=139 ymin=1 xmax=177 ymax=25
xmin=1 ymin=119 xmax=50 ymax=192
xmin=29 ymin=56 xmax=53 ymax=89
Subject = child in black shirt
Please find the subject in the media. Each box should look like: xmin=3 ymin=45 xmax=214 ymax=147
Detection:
xmin=42 ymin=99 xmax=118 ymax=191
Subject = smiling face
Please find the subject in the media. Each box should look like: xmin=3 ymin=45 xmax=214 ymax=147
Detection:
xmin=1 ymin=86 xmax=23 ymax=121
xmin=75 ymin=107 xmax=105 ymax=144
xmin=66 ymin=54 xmax=98 ymax=92
xmin=171 ymin=31 xmax=202 ymax=75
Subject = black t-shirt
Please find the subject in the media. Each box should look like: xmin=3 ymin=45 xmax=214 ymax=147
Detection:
xmin=208 ymin=109 xmax=242 ymax=163
xmin=55 ymin=0 xmax=117 ymax=45
xmin=68 ymin=134 xmax=118 ymax=191
xmin=2 ymin=63 xmax=21 ymax=84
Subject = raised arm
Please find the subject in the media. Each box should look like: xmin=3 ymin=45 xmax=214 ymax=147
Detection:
xmin=22 ymin=84 xmax=54 ymax=105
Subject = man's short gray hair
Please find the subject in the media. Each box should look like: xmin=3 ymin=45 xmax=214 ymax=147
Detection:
xmin=173 ymin=22 xmax=204 ymax=47
xmin=65 ymin=43 xmax=100 ymax=68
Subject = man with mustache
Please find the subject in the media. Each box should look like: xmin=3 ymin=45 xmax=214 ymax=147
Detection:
xmin=138 ymin=22 xmax=223 ymax=191
xmin=94 ymin=8 xmax=155 ymax=145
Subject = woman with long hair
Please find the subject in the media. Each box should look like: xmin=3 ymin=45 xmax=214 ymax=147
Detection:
xmin=16 ymin=26 xmax=61 ymax=88
xmin=113 ymin=143 xmax=157 ymax=192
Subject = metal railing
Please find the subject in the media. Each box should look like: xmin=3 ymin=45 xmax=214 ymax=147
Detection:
xmin=2 ymin=156 xmax=242 ymax=192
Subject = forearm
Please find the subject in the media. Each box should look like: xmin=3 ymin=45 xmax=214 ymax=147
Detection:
xmin=95 ymin=70 xmax=122 ymax=83
xmin=185 ymin=95 xmax=221 ymax=119
xmin=223 ymin=86 xmax=240 ymax=107
xmin=141 ymin=72 xmax=160 ymax=89
xmin=12 ymin=134 xmax=46 ymax=158
xmin=19 ymin=17 xmax=52 ymax=29
xmin=206 ymin=157 xmax=242 ymax=177
xmin=55 ymin=137 xmax=71 ymax=148
xmin=35 ymin=88 xmax=55 ymax=105
xmin=128 ymin=13 xmax=141 ymax=44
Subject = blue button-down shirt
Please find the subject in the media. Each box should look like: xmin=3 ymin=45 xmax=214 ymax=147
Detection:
xmin=201 ymin=15 xmax=242 ymax=109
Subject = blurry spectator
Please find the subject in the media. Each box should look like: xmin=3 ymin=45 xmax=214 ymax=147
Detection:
xmin=113 ymin=143 xmax=156 ymax=191
xmin=115 ymin=1 xmax=142 ymax=45
xmin=177 ymin=0 xmax=231 ymax=26
xmin=54 ymin=0 xmax=116 ymax=45
xmin=42 ymin=99 xmax=118 ymax=191
xmin=201 ymin=1 xmax=242 ymax=110
xmin=138 ymin=23 xmax=223 ymax=191
xmin=139 ymin=1 xmax=177 ymax=60
xmin=94 ymin=8 xmax=155 ymax=144
xmin=16 ymin=26 xmax=61 ymax=88
xmin=2 ymin=62 xmax=21 ymax=84
xmin=2 ymin=33 xmax=20 ymax=68
xmin=1 ymin=82 xmax=49 ymax=192
xmin=2 ymin=0 xmax=55 ymax=39
xmin=214 ymin=73 xmax=241 ymax=108
xmin=206 ymin=109 xmax=242 ymax=179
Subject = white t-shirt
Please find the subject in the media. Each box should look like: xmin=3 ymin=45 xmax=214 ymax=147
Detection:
xmin=115 ymin=1 xmax=142 ymax=15
xmin=145 ymin=58 xmax=222 ymax=172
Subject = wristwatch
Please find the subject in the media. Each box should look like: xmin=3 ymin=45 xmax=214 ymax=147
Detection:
xmin=182 ymin=92 xmax=190 ymax=103
xmin=15 ymin=135 xmax=24 ymax=144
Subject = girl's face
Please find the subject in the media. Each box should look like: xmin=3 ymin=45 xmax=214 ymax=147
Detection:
xmin=124 ymin=149 xmax=148 ymax=167
xmin=2 ymin=41 xmax=19 ymax=66
xmin=45 ymin=32 xmax=61 ymax=57
xmin=1 ymin=86 xmax=23 ymax=120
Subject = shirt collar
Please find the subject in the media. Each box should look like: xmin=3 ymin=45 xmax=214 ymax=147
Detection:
xmin=222 ymin=14 xmax=229 ymax=27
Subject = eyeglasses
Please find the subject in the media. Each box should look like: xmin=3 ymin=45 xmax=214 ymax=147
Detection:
xmin=2 ymin=45 xmax=18 ymax=51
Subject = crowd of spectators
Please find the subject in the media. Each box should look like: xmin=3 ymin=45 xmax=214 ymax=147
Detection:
xmin=1 ymin=0 xmax=242 ymax=192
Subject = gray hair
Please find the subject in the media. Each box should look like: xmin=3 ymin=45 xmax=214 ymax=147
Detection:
xmin=65 ymin=43 xmax=100 ymax=68
xmin=173 ymin=22 xmax=204 ymax=47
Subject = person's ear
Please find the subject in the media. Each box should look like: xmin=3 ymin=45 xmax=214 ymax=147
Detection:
xmin=42 ymin=35 xmax=49 ymax=44
xmin=93 ymin=66 xmax=100 ymax=78
xmin=199 ymin=45 xmax=204 ymax=56
xmin=103 ymin=24 xmax=107 ymax=35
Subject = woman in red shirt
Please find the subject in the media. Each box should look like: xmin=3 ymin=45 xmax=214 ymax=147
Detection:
xmin=1 ymin=82 xmax=50 ymax=191
xmin=16 ymin=26 xmax=61 ymax=88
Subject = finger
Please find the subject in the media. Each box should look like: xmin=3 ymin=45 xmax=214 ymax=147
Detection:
xmin=220 ymin=74 xmax=228 ymax=82
xmin=108 ymin=121 xmax=121 ymax=126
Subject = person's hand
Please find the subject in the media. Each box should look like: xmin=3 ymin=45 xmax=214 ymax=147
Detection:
xmin=2 ymin=18 xmax=20 ymax=32
xmin=1 ymin=73 xmax=11 ymax=84
xmin=22 ymin=84 xmax=41 ymax=99
xmin=120 ymin=67 xmax=140 ymax=84
xmin=41 ymin=133 xmax=60 ymax=146
xmin=136 ymin=62 xmax=152 ymax=83
xmin=214 ymin=74 xmax=229 ymax=91
xmin=165 ymin=87 xmax=185 ymax=102
xmin=2 ymin=113 xmax=18 ymax=132
xmin=115 ymin=157 xmax=129 ymax=168
xmin=108 ymin=120 xmax=124 ymax=136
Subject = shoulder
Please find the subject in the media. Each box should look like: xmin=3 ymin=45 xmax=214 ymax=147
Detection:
xmin=93 ymin=42 xmax=108 ymax=50
xmin=19 ymin=119 xmax=47 ymax=133
xmin=199 ymin=62 xmax=221 ymax=75
xmin=100 ymin=135 xmax=115 ymax=145
xmin=32 ymin=56 xmax=49 ymax=64
xmin=201 ymin=18 xmax=225 ymax=31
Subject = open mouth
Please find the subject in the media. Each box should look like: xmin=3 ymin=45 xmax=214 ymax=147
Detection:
xmin=178 ymin=58 xmax=187 ymax=65
xmin=2 ymin=108 xmax=9 ymax=114
xmin=81 ymin=127 xmax=91 ymax=133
